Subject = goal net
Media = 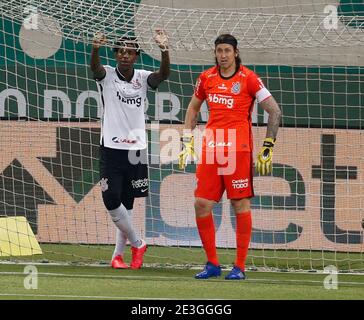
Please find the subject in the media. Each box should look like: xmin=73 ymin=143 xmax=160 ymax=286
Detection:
xmin=0 ymin=0 xmax=363 ymax=272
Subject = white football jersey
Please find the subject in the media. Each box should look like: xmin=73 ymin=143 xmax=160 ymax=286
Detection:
xmin=96 ymin=65 xmax=152 ymax=150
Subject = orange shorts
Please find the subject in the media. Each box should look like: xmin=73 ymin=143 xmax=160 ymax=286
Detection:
xmin=194 ymin=151 xmax=254 ymax=202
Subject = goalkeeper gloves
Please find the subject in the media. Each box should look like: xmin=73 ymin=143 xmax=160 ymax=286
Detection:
xmin=178 ymin=134 xmax=198 ymax=169
xmin=256 ymin=137 xmax=275 ymax=175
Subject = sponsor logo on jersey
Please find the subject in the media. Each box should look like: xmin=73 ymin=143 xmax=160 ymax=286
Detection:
xmin=232 ymin=178 xmax=249 ymax=189
xmin=112 ymin=137 xmax=138 ymax=144
xmin=116 ymin=91 xmax=142 ymax=107
xmin=207 ymin=140 xmax=233 ymax=148
xmin=100 ymin=178 xmax=109 ymax=192
xmin=218 ymin=83 xmax=228 ymax=91
xmin=207 ymin=93 xmax=234 ymax=109
xmin=131 ymin=178 xmax=149 ymax=189
xmin=231 ymin=82 xmax=241 ymax=94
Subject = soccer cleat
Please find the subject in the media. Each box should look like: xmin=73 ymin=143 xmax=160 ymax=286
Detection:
xmin=111 ymin=255 xmax=129 ymax=269
xmin=130 ymin=240 xmax=147 ymax=269
xmin=194 ymin=262 xmax=222 ymax=279
xmin=224 ymin=266 xmax=246 ymax=280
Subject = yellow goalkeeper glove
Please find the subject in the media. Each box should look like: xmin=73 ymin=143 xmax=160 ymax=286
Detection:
xmin=178 ymin=134 xmax=198 ymax=169
xmin=256 ymin=137 xmax=275 ymax=175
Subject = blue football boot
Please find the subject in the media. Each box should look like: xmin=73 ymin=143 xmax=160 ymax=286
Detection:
xmin=195 ymin=262 xmax=222 ymax=279
xmin=225 ymin=266 xmax=246 ymax=280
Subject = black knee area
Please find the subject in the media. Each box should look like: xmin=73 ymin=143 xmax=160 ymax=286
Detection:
xmin=121 ymin=194 xmax=135 ymax=210
xmin=102 ymin=192 xmax=122 ymax=211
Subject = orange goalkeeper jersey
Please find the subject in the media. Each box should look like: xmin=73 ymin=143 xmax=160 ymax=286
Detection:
xmin=194 ymin=65 xmax=271 ymax=153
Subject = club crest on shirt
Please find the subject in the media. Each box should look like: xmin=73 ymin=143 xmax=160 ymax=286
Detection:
xmin=132 ymin=78 xmax=142 ymax=89
xmin=231 ymin=82 xmax=241 ymax=94
xmin=100 ymin=178 xmax=109 ymax=192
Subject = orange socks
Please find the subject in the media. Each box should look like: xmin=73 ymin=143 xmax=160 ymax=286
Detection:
xmin=235 ymin=211 xmax=252 ymax=271
xmin=196 ymin=214 xmax=219 ymax=266
xmin=196 ymin=211 xmax=252 ymax=270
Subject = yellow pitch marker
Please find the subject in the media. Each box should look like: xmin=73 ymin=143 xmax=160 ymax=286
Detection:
xmin=0 ymin=217 xmax=42 ymax=256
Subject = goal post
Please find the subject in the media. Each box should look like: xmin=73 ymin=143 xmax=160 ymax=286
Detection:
xmin=0 ymin=0 xmax=363 ymax=272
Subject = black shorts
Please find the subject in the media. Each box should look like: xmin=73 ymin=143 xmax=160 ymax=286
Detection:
xmin=99 ymin=145 xmax=149 ymax=199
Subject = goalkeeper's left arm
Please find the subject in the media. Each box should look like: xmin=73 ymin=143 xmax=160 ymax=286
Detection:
xmin=179 ymin=95 xmax=203 ymax=169
xmin=255 ymin=96 xmax=282 ymax=175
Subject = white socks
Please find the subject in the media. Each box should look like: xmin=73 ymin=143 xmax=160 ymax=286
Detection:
xmin=109 ymin=205 xmax=142 ymax=257
xmin=112 ymin=228 xmax=128 ymax=259
xmin=113 ymin=209 xmax=140 ymax=259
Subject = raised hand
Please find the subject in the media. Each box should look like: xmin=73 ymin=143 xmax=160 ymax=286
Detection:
xmin=154 ymin=29 xmax=169 ymax=51
xmin=93 ymin=32 xmax=107 ymax=49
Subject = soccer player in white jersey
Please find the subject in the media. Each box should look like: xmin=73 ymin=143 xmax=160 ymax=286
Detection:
xmin=90 ymin=30 xmax=170 ymax=269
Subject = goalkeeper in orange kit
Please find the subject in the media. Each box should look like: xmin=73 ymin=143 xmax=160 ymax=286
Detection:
xmin=179 ymin=34 xmax=281 ymax=280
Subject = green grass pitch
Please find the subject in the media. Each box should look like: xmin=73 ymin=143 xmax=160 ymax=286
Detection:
xmin=0 ymin=244 xmax=363 ymax=300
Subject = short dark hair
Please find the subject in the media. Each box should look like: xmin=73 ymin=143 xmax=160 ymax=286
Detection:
xmin=214 ymin=34 xmax=238 ymax=50
xmin=113 ymin=36 xmax=140 ymax=55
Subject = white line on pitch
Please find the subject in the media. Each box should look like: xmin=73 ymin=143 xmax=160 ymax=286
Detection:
xmin=0 ymin=271 xmax=363 ymax=286
xmin=0 ymin=271 xmax=190 ymax=281
xmin=0 ymin=293 xmax=174 ymax=300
